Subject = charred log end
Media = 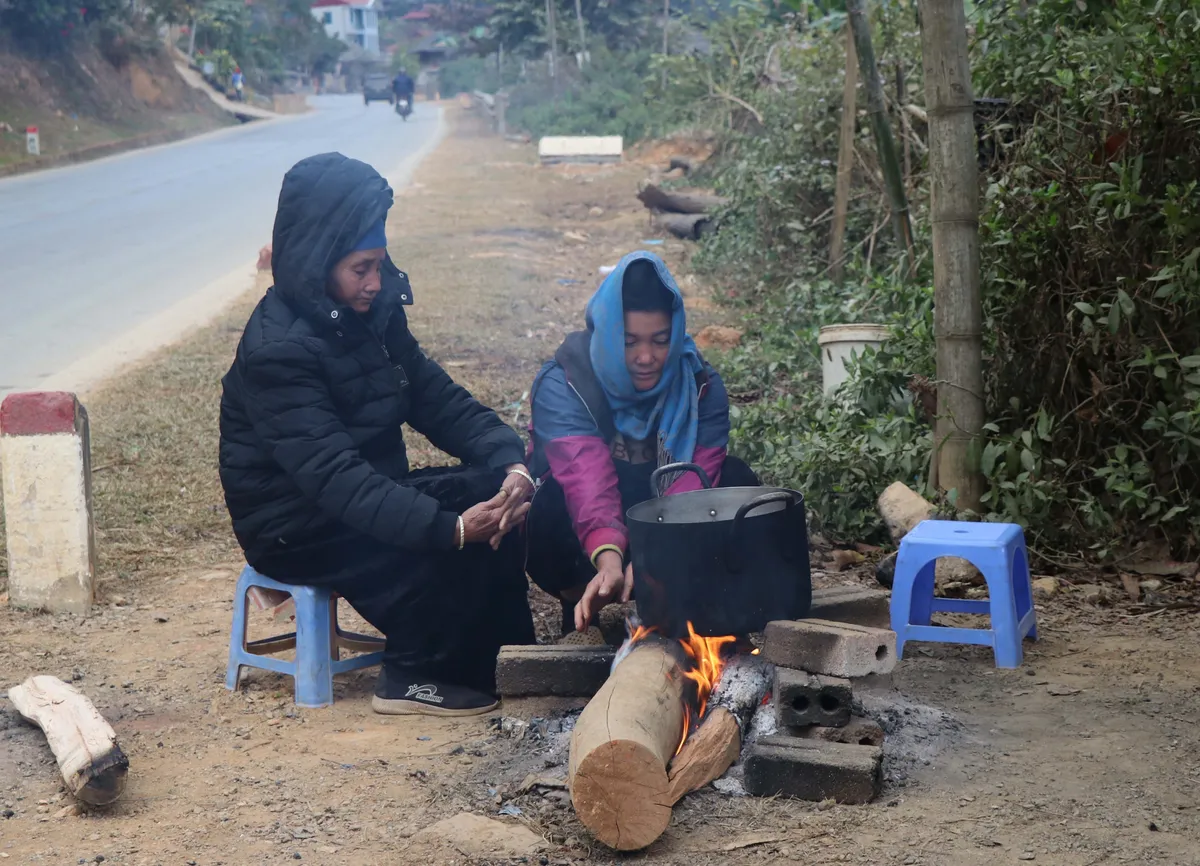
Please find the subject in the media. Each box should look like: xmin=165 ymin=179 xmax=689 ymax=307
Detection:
xmin=571 ymin=740 xmax=672 ymax=851
xmin=74 ymin=745 xmax=129 ymax=806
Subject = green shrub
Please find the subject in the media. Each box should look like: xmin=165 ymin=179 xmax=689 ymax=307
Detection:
xmin=506 ymin=48 xmax=673 ymax=141
xmin=972 ymin=0 xmax=1200 ymax=557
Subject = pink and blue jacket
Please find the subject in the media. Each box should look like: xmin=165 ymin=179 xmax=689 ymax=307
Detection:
xmin=529 ymin=356 xmax=732 ymax=565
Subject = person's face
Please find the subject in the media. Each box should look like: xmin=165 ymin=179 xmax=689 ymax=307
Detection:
xmin=328 ymin=248 xmax=385 ymax=313
xmin=624 ymin=310 xmax=672 ymax=391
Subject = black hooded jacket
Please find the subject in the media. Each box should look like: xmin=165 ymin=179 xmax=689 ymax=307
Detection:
xmin=219 ymin=153 xmax=525 ymax=563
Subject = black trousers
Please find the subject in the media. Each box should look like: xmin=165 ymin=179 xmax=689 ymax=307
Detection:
xmin=252 ymin=466 xmax=535 ymax=695
xmin=525 ymin=455 xmax=761 ymax=605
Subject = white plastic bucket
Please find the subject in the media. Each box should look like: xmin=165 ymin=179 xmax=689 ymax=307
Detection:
xmin=817 ymin=324 xmax=889 ymax=396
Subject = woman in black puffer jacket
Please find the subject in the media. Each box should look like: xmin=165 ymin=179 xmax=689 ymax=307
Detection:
xmin=219 ymin=152 xmax=535 ymax=716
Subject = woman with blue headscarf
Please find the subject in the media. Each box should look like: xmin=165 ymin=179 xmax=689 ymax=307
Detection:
xmin=525 ymin=252 xmax=759 ymax=639
xmin=220 ymin=153 xmax=536 ymax=717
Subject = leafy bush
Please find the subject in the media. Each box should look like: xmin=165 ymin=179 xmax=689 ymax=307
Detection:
xmin=973 ymin=0 xmax=1200 ymax=557
xmin=506 ymin=48 xmax=672 ymax=141
xmin=438 ymin=55 xmax=493 ymax=97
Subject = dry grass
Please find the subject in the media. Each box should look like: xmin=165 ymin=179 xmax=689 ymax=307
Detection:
xmin=0 ymin=108 xmax=724 ymax=596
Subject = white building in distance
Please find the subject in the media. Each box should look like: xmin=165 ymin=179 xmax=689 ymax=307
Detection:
xmin=311 ymin=0 xmax=380 ymax=56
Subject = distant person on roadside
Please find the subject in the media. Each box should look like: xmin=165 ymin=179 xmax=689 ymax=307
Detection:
xmin=219 ymin=152 xmax=536 ymax=717
xmin=392 ymin=68 xmax=415 ymax=104
xmin=524 ymin=251 xmax=759 ymax=639
xmin=231 ymin=67 xmax=244 ymax=102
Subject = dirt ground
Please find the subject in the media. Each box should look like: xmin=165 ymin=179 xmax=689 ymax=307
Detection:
xmin=2 ymin=112 xmax=1200 ymax=866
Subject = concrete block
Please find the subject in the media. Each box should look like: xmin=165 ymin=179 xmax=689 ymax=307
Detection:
xmin=763 ymin=619 xmax=897 ymax=678
xmin=743 ymin=735 xmax=882 ymax=804
xmin=538 ymin=135 xmax=623 ymax=164
xmin=809 ymin=585 xmax=891 ymax=628
xmin=773 ymin=668 xmax=851 ymax=728
xmin=794 ymin=716 xmax=885 ymax=748
xmin=495 ymin=644 xmax=614 ymax=697
xmin=1 ymin=392 xmax=96 ymax=615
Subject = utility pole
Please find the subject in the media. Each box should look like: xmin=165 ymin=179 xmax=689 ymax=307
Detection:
xmin=845 ymin=0 xmax=913 ymax=264
xmin=917 ymin=0 xmax=984 ymax=508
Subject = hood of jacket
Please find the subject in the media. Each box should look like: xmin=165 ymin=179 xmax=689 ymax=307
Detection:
xmin=270 ymin=152 xmax=413 ymax=329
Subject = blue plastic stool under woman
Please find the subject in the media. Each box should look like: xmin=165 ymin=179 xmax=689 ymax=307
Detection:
xmin=890 ymin=520 xmax=1037 ymax=668
xmin=225 ymin=564 xmax=385 ymax=707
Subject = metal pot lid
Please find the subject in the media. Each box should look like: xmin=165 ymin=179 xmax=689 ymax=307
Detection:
xmin=626 ymin=486 xmax=802 ymax=525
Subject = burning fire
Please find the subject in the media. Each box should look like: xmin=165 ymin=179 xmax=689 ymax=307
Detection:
xmin=676 ymin=623 xmax=737 ymax=751
xmin=620 ymin=619 xmax=738 ymax=754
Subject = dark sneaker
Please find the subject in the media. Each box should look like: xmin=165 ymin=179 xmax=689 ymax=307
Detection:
xmin=372 ymin=674 xmax=498 ymax=717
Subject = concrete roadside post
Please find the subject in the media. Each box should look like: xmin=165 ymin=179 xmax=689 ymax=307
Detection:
xmin=25 ymin=126 xmax=39 ymax=156
xmin=1 ymin=392 xmax=97 ymax=615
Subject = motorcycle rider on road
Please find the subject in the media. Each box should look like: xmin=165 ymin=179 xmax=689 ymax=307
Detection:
xmin=392 ymin=68 xmax=415 ymax=107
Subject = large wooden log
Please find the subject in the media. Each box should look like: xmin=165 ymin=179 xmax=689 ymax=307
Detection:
xmin=8 ymin=675 xmax=129 ymax=805
xmin=637 ymin=182 xmax=728 ymax=215
xmin=568 ymin=641 xmax=685 ymax=851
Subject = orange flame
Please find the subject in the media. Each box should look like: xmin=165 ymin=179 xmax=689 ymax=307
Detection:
xmin=621 ymin=620 xmax=738 ymax=755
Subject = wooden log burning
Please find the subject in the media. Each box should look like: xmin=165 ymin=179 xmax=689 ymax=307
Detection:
xmin=568 ymin=639 xmax=685 ymax=851
xmin=569 ymin=635 xmax=773 ymax=851
xmin=7 ymin=675 xmax=129 ymax=805
xmin=666 ymin=652 xmax=773 ymax=802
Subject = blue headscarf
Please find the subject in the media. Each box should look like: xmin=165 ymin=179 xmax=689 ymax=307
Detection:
xmin=352 ymin=219 xmax=387 ymax=251
xmin=585 ymin=251 xmax=703 ymax=464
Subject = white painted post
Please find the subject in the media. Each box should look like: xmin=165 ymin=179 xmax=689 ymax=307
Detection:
xmin=0 ymin=392 xmax=97 ymax=615
xmin=25 ymin=126 xmax=39 ymax=156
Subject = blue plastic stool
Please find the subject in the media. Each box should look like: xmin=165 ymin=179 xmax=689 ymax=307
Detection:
xmin=225 ymin=564 xmax=385 ymax=707
xmin=890 ymin=520 xmax=1037 ymax=669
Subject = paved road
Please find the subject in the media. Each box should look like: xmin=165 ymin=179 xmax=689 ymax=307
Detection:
xmin=0 ymin=95 xmax=440 ymax=392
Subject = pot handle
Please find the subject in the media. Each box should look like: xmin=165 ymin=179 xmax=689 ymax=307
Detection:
xmin=649 ymin=462 xmax=712 ymax=498
xmin=725 ymin=491 xmax=796 ymax=573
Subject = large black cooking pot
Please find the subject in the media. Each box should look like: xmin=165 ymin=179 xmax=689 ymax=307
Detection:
xmin=626 ymin=463 xmax=811 ymax=638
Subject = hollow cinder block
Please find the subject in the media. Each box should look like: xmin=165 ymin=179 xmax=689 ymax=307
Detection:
xmin=773 ymin=668 xmax=852 ymax=728
xmin=744 ymin=735 xmax=882 ymax=804
xmin=794 ymin=716 xmax=885 ymax=748
xmin=763 ymin=619 xmax=897 ymax=678
xmin=495 ymin=645 xmax=614 ymax=697
xmin=808 ymin=585 xmax=891 ymax=629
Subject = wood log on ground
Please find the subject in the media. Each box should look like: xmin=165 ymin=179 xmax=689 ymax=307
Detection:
xmin=7 ymin=676 xmax=129 ymax=805
xmin=637 ymin=182 xmax=728 ymax=215
xmin=568 ymin=639 xmax=685 ymax=851
xmin=652 ymin=212 xmax=714 ymax=240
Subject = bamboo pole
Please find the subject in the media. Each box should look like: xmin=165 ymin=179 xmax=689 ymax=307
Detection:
xmin=661 ymin=0 xmax=671 ymax=89
xmin=829 ymin=26 xmax=858 ymax=282
xmin=917 ymin=0 xmax=984 ymax=509
xmin=845 ymin=0 xmax=913 ymax=264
